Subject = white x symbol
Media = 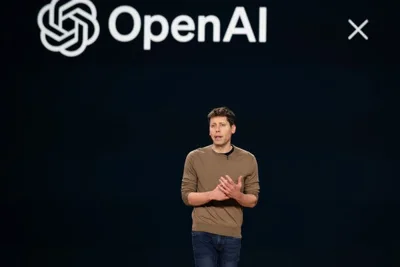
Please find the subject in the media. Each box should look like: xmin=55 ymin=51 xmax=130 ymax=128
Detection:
xmin=348 ymin=19 xmax=369 ymax=40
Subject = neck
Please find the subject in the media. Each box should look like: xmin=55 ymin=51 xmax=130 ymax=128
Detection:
xmin=212 ymin=142 xmax=232 ymax=153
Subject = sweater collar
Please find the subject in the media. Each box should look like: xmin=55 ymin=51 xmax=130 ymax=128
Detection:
xmin=210 ymin=144 xmax=236 ymax=159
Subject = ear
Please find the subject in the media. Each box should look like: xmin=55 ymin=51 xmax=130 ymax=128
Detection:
xmin=231 ymin=124 xmax=236 ymax=134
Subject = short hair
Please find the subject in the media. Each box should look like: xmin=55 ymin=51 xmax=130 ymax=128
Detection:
xmin=207 ymin=106 xmax=236 ymax=126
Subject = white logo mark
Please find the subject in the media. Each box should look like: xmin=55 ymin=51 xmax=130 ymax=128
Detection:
xmin=37 ymin=0 xmax=100 ymax=57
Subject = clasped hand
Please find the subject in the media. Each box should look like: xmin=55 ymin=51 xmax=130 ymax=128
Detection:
xmin=216 ymin=175 xmax=243 ymax=200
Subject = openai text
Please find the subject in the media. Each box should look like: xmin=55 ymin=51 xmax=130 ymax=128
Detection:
xmin=108 ymin=6 xmax=268 ymax=50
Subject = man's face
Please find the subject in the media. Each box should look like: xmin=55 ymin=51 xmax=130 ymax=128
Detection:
xmin=209 ymin=116 xmax=236 ymax=146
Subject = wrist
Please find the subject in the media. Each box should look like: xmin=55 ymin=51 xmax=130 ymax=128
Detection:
xmin=207 ymin=191 xmax=214 ymax=201
xmin=233 ymin=192 xmax=244 ymax=201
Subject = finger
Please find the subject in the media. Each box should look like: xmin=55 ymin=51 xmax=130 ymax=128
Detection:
xmin=225 ymin=175 xmax=234 ymax=184
xmin=219 ymin=180 xmax=233 ymax=191
xmin=219 ymin=177 xmax=231 ymax=187
xmin=219 ymin=182 xmax=231 ymax=191
xmin=218 ymin=185 xmax=229 ymax=195
xmin=220 ymin=176 xmax=229 ymax=183
xmin=238 ymin=176 xmax=243 ymax=184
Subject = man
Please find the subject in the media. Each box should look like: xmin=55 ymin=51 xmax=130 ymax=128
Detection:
xmin=181 ymin=106 xmax=260 ymax=267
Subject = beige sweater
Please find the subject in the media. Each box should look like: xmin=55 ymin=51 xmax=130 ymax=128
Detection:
xmin=181 ymin=145 xmax=260 ymax=238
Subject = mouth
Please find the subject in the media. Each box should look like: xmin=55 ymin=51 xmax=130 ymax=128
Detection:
xmin=215 ymin=136 xmax=222 ymax=140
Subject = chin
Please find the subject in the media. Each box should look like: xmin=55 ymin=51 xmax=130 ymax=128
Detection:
xmin=213 ymin=140 xmax=225 ymax=146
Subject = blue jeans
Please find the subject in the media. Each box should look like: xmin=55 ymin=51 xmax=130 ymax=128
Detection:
xmin=191 ymin=231 xmax=242 ymax=267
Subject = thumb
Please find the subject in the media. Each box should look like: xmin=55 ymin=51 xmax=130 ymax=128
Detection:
xmin=238 ymin=176 xmax=243 ymax=185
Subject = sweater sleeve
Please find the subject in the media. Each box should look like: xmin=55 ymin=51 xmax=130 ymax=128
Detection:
xmin=244 ymin=155 xmax=260 ymax=198
xmin=181 ymin=152 xmax=198 ymax=206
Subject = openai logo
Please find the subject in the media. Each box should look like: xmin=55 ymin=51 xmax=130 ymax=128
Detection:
xmin=37 ymin=0 xmax=100 ymax=57
xmin=37 ymin=0 xmax=267 ymax=57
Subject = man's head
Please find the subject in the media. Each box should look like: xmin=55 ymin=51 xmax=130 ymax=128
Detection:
xmin=207 ymin=107 xmax=236 ymax=147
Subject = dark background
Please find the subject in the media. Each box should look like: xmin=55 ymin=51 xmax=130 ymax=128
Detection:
xmin=6 ymin=0 xmax=399 ymax=266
